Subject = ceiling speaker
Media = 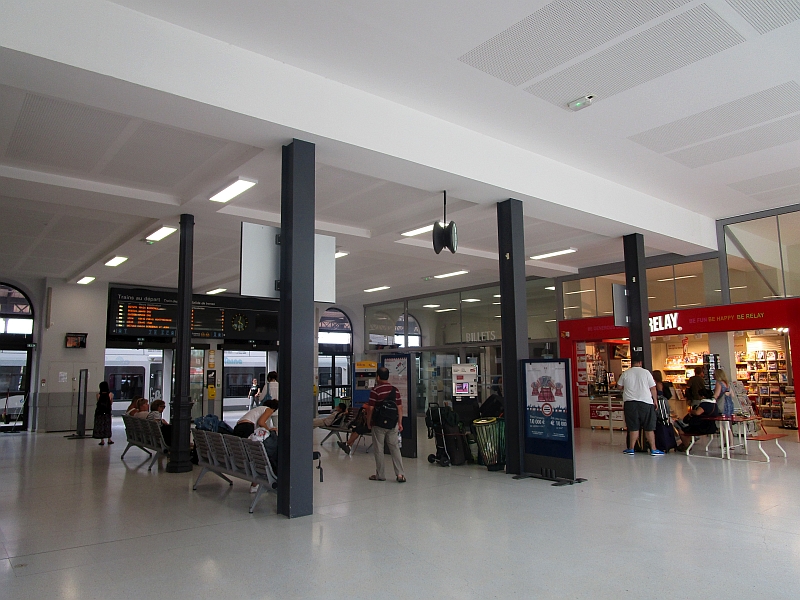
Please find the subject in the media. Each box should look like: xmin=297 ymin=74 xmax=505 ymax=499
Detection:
xmin=433 ymin=220 xmax=457 ymax=254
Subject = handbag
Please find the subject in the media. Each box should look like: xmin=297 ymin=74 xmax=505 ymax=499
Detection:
xmin=249 ymin=427 xmax=270 ymax=442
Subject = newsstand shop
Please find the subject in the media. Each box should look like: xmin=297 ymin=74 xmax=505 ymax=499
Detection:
xmin=558 ymin=299 xmax=800 ymax=440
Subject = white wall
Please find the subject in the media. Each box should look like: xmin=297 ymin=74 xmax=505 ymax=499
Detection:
xmin=36 ymin=279 xmax=109 ymax=432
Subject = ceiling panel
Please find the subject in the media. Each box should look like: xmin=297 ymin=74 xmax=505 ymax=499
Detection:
xmin=726 ymin=0 xmax=800 ymax=34
xmin=728 ymin=166 xmax=800 ymax=194
xmin=16 ymin=256 xmax=75 ymax=276
xmin=665 ymin=113 xmax=800 ymax=167
xmin=752 ymin=184 xmax=800 ymax=204
xmin=100 ymin=122 xmax=228 ymax=188
xmin=26 ymin=238 xmax=95 ymax=259
xmin=4 ymin=93 xmax=131 ymax=172
xmin=525 ymin=5 xmax=744 ymax=108
xmin=629 ymin=81 xmax=800 ymax=153
xmin=458 ymin=0 xmax=691 ymax=86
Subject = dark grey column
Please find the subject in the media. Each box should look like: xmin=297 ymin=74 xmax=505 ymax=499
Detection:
xmin=497 ymin=199 xmax=529 ymax=475
xmin=167 ymin=213 xmax=194 ymax=473
xmin=623 ymin=233 xmax=651 ymax=370
xmin=277 ymin=139 xmax=315 ymax=518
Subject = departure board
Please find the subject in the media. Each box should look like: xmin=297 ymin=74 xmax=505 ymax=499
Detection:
xmin=108 ymin=288 xmax=278 ymax=342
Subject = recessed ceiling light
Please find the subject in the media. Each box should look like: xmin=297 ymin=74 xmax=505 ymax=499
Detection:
xmin=422 ymin=304 xmax=440 ymax=308
xmin=656 ymin=275 xmax=697 ymax=282
xmin=494 ymin=315 xmax=502 ymax=318
xmin=402 ymin=223 xmax=442 ymax=237
xmin=435 ymin=308 xmax=457 ymax=313
xmin=567 ymin=95 xmax=594 ymax=111
xmin=493 ymin=294 xmax=501 ymax=298
xmin=206 ymin=288 xmax=226 ymax=295
xmin=545 ymin=286 xmax=555 ymax=291
xmin=564 ymin=289 xmax=595 ymax=295
xmin=544 ymin=319 xmax=557 ymax=323
xmin=334 ymin=251 xmax=349 ymax=259
xmin=434 ymin=270 xmax=469 ymax=279
xmin=364 ymin=286 xmax=390 ymax=293
xmin=714 ymin=285 xmax=747 ymax=292
xmin=105 ymin=256 xmax=128 ymax=267
xmin=493 ymin=302 xmax=501 ymax=305
xmin=210 ymin=177 xmax=257 ymax=203
xmin=462 ymin=298 xmax=480 ymax=303
xmin=146 ymin=226 xmax=177 ymax=242
xmin=563 ymin=306 xmax=580 ymax=310
xmin=676 ymin=303 xmax=701 ymax=307
xmin=530 ymin=248 xmax=576 ymax=260
xmin=77 ymin=277 xmax=95 ymax=285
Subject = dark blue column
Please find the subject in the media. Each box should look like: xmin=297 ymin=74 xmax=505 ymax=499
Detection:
xmin=497 ymin=199 xmax=529 ymax=475
xmin=623 ymin=233 xmax=652 ymax=370
xmin=277 ymin=139 xmax=315 ymax=518
xmin=167 ymin=213 xmax=194 ymax=473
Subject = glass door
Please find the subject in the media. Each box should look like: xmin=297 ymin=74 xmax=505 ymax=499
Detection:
xmin=190 ymin=349 xmax=205 ymax=419
xmin=0 ymin=349 xmax=28 ymax=427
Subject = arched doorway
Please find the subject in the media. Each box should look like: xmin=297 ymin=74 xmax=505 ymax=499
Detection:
xmin=318 ymin=307 xmax=353 ymax=412
xmin=0 ymin=283 xmax=34 ymax=430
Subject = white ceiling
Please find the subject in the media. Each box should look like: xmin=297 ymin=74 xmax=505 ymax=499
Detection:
xmin=0 ymin=0 xmax=798 ymax=309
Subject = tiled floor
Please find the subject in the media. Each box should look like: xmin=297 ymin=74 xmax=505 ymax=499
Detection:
xmin=1 ymin=423 xmax=799 ymax=599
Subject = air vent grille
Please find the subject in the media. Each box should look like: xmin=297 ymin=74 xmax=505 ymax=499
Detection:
xmin=726 ymin=0 xmax=800 ymax=34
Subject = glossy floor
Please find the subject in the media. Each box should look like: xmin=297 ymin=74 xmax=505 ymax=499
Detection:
xmin=1 ymin=424 xmax=799 ymax=599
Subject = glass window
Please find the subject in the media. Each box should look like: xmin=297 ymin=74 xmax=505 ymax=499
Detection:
xmin=562 ymin=278 xmax=596 ymax=319
xmin=674 ymin=260 xmax=722 ymax=308
xmin=0 ymin=285 xmax=32 ymax=316
xmin=527 ymin=279 xmax=557 ymax=338
xmin=725 ymin=217 xmax=784 ymax=302
xmin=395 ymin=314 xmax=421 ymax=347
xmin=645 ymin=265 xmax=677 ymax=311
xmin=596 ymin=273 xmax=625 ymax=317
xmin=460 ymin=287 xmax=501 ymax=344
xmin=365 ymin=302 xmax=404 ymax=348
xmin=408 ymin=292 xmax=461 ymax=346
xmin=778 ymin=211 xmax=800 ymax=298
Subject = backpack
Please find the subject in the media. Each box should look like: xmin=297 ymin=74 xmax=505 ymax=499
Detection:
xmin=372 ymin=387 xmax=399 ymax=429
xmin=194 ymin=414 xmax=220 ymax=432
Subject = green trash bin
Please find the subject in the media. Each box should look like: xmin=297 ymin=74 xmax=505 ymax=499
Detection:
xmin=473 ymin=417 xmax=506 ymax=471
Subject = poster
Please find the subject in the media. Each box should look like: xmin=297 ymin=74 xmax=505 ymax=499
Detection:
xmin=382 ymin=356 xmax=409 ymax=404
xmin=525 ymin=360 xmax=569 ymax=441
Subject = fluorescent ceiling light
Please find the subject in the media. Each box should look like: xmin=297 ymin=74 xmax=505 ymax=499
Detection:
xmin=656 ymin=275 xmax=697 ymax=282
xmin=402 ymin=223 xmax=441 ymax=237
xmin=493 ymin=294 xmax=501 ymax=298
xmin=435 ymin=308 xmax=457 ymax=313
xmin=563 ymin=306 xmax=580 ymax=310
xmin=530 ymin=248 xmax=576 ymax=260
xmin=545 ymin=286 xmax=555 ymax=291
xmin=493 ymin=302 xmax=501 ymax=305
xmin=564 ymin=289 xmax=594 ymax=295
xmin=434 ymin=270 xmax=469 ymax=279
xmin=77 ymin=276 xmax=95 ymax=285
xmin=334 ymin=251 xmax=349 ymax=259
xmin=714 ymin=286 xmax=747 ymax=292
xmin=206 ymin=288 xmax=226 ymax=295
xmin=146 ymin=226 xmax=177 ymax=241
xmin=364 ymin=286 xmax=390 ymax=293
xmin=494 ymin=315 xmax=502 ymax=318
xmin=462 ymin=298 xmax=480 ymax=303
xmin=210 ymin=177 xmax=257 ymax=203
xmin=544 ymin=319 xmax=557 ymax=323
xmin=422 ymin=304 xmax=440 ymax=308
xmin=677 ymin=303 xmax=701 ymax=307
xmin=105 ymin=256 xmax=128 ymax=267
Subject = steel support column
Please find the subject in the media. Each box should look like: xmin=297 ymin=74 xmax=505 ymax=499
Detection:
xmin=497 ymin=199 xmax=529 ymax=475
xmin=623 ymin=233 xmax=651 ymax=370
xmin=277 ymin=139 xmax=315 ymax=518
xmin=166 ymin=213 xmax=194 ymax=473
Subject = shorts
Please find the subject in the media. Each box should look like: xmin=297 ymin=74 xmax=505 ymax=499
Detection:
xmin=624 ymin=401 xmax=657 ymax=432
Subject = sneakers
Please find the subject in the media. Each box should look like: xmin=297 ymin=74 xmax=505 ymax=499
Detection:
xmin=622 ymin=448 xmax=636 ymax=455
xmin=250 ymin=484 xmax=259 ymax=493
xmin=337 ymin=441 xmax=351 ymax=455
xmin=650 ymin=449 xmax=665 ymax=456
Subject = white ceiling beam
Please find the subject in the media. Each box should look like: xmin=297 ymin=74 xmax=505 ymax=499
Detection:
xmin=218 ymin=204 xmax=372 ymax=238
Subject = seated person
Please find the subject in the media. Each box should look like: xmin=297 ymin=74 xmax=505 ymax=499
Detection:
xmin=146 ymin=399 xmax=172 ymax=446
xmin=133 ymin=400 xmax=150 ymax=418
xmin=125 ymin=397 xmax=145 ymax=415
xmin=674 ymin=394 xmax=720 ymax=450
xmin=337 ymin=405 xmax=371 ymax=455
xmin=313 ymin=402 xmax=348 ymax=428
xmin=233 ymin=400 xmax=279 ymax=438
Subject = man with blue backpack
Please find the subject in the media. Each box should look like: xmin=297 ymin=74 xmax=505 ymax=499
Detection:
xmin=365 ymin=367 xmax=406 ymax=483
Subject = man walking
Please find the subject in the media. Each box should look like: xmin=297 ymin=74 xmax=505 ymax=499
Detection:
xmin=617 ymin=354 xmax=664 ymax=456
xmin=365 ymin=367 xmax=406 ymax=482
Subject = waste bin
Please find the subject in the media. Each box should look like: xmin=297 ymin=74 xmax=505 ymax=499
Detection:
xmin=472 ymin=417 xmax=506 ymax=471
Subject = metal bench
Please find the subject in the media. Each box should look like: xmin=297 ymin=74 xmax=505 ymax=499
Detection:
xmin=120 ymin=414 xmax=169 ymax=471
xmin=192 ymin=429 xmax=278 ymax=513
xmin=746 ymin=432 xmax=788 ymax=462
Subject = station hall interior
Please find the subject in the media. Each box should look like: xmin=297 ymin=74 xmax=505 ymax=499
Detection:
xmin=2 ymin=1 xmax=800 ymax=598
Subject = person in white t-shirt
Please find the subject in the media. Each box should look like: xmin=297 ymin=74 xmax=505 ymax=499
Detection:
xmin=617 ymin=356 xmax=663 ymax=456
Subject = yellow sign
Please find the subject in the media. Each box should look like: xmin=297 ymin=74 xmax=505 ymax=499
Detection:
xmin=355 ymin=361 xmax=377 ymax=370
xmin=207 ymin=384 xmax=216 ymax=400
xmin=208 ymin=350 xmax=216 ymax=369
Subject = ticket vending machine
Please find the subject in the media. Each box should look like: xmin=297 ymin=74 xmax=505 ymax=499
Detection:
xmin=452 ymin=364 xmax=478 ymax=398
xmin=353 ymin=360 xmax=378 ymax=408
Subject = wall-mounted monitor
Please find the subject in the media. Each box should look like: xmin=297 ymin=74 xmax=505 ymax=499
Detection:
xmin=65 ymin=333 xmax=87 ymax=348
